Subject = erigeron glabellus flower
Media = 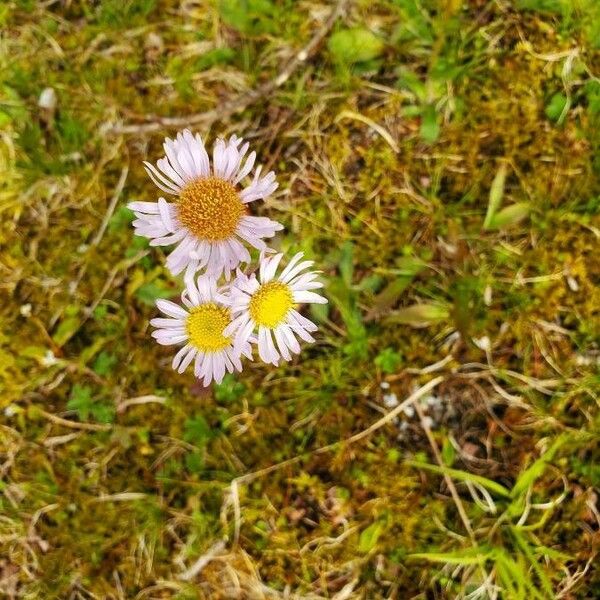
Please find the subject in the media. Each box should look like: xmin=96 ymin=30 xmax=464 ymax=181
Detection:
xmin=151 ymin=275 xmax=252 ymax=386
xmin=226 ymin=252 xmax=327 ymax=366
xmin=129 ymin=130 xmax=283 ymax=279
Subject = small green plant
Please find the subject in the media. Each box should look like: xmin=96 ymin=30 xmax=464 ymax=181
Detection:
xmin=67 ymin=384 xmax=115 ymax=423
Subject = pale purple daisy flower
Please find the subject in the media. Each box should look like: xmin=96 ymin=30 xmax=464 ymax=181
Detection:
xmin=129 ymin=130 xmax=282 ymax=279
xmin=151 ymin=275 xmax=252 ymax=386
xmin=225 ymin=252 xmax=327 ymax=366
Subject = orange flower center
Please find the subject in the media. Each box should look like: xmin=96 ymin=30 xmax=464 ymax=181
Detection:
xmin=177 ymin=176 xmax=245 ymax=241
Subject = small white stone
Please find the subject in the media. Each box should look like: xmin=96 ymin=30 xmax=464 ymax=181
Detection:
xmin=4 ymin=404 xmax=18 ymax=417
xmin=484 ymin=285 xmax=492 ymax=306
xmin=422 ymin=416 xmax=434 ymax=429
xmin=575 ymin=353 xmax=600 ymax=366
xmin=426 ymin=395 xmax=441 ymax=407
xmin=145 ymin=32 xmax=163 ymax=50
xmin=402 ymin=405 xmax=414 ymax=418
xmin=41 ymin=350 xmax=58 ymax=367
xmin=380 ymin=381 xmax=390 ymax=389
xmin=383 ymin=392 xmax=398 ymax=408
xmin=566 ymin=276 xmax=579 ymax=292
xmin=38 ymin=87 xmax=57 ymax=110
xmin=473 ymin=336 xmax=491 ymax=351
xmin=20 ymin=303 xmax=32 ymax=317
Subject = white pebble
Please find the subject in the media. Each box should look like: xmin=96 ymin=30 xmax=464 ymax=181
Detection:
xmin=38 ymin=87 xmax=57 ymax=111
xmin=41 ymin=350 xmax=59 ymax=367
xmin=4 ymin=404 xmax=18 ymax=417
xmin=422 ymin=416 xmax=434 ymax=429
xmin=383 ymin=393 xmax=398 ymax=408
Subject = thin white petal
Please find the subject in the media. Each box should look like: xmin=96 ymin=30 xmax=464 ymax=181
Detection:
xmin=156 ymin=299 xmax=188 ymax=319
xmin=178 ymin=346 xmax=197 ymax=373
xmin=293 ymin=290 xmax=328 ymax=304
xmin=143 ymin=162 xmax=180 ymax=195
xmin=172 ymin=344 xmax=191 ymax=370
xmin=151 ymin=317 xmax=186 ymax=328
xmin=274 ymin=327 xmax=291 ymax=362
xmin=280 ymin=260 xmax=315 ymax=284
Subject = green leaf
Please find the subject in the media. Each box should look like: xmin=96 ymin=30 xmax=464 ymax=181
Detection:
xmin=486 ymin=202 xmax=530 ymax=230
xmin=406 ymin=460 xmax=512 ymax=498
xmin=516 ymin=0 xmax=564 ymax=15
xmin=0 ymin=85 xmax=28 ymax=125
xmin=328 ymin=28 xmax=384 ymax=65
xmin=585 ymin=80 xmax=600 ymax=115
xmin=495 ymin=549 xmax=531 ymax=600
xmin=310 ymin=301 xmax=329 ymax=324
xmin=184 ymin=451 xmax=205 ymax=474
xmin=91 ymin=403 xmax=116 ymax=424
xmin=67 ymin=384 xmax=94 ymax=420
xmin=356 ymin=274 xmax=383 ymax=293
xmin=545 ymin=92 xmax=570 ymax=124
xmin=135 ymin=282 xmax=173 ymax=306
xmin=358 ymin=521 xmax=383 ymax=553
xmin=374 ymin=347 xmax=402 ymax=374
xmin=183 ymin=415 xmax=213 ymax=446
xmin=409 ymin=546 xmax=489 ymax=565
xmin=510 ymin=527 xmax=555 ymax=598
xmin=510 ymin=434 xmax=568 ymax=499
xmin=56 ymin=111 xmax=89 ymax=153
xmin=108 ymin=205 xmax=134 ymax=232
xmin=400 ymin=104 xmax=423 ymax=118
xmin=441 ymin=437 xmax=456 ymax=467
xmin=386 ymin=303 xmax=449 ymax=326
xmin=365 ymin=257 xmax=425 ymax=321
xmin=393 ymin=0 xmax=433 ymax=46
xmin=52 ymin=315 xmax=81 ymax=347
xmin=98 ymin=0 xmax=156 ymax=27
xmin=327 ymin=278 xmax=368 ymax=359
xmin=92 ymin=351 xmax=117 ymax=376
xmin=396 ymin=67 xmax=427 ymax=102
xmin=219 ymin=0 xmax=279 ymax=35
xmin=214 ymin=374 xmax=246 ymax=403
xmin=483 ymin=163 xmax=508 ymax=229
xmin=419 ymin=104 xmax=440 ymax=143
xmin=194 ymin=47 xmax=235 ymax=71
xmin=67 ymin=384 xmax=115 ymax=423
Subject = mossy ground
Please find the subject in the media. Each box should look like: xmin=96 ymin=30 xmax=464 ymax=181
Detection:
xmin=1 ymin=0 xmax=599 ymax=598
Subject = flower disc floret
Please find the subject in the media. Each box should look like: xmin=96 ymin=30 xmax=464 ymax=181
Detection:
xmin=186 ymin=303 xmax=231 ymax=351
xmin=249 ymin=281 xmax=294 ymax=328
xmin=178 ymin=177 xmax=245 ymax=241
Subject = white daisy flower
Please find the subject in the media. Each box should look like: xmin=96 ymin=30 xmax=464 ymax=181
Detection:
xmin=129 ymin=130 xmax=283 ymax=279
xmin=150 ymin=275 xmax=252 ymax=386
xmin=225 ymin=252 xmax=327 ymax=366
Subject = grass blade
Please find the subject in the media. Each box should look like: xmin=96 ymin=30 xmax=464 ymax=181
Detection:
xmin=406 ymin=460 xmax=511 ymax=498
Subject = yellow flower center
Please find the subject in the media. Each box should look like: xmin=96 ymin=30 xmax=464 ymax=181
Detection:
xmin=177 ymin=176 xmax=245 ymax=241
xmin=249 ymin=281 xmax=294 ymax=328
xmin=186 ymin=303 xmax=231 ymax=352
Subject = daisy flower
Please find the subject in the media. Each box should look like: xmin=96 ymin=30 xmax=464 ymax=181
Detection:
xmin=150 ymin=275 xmax=252 ymax=386
xmin=129 ymin=130 xmax=282 ymax=279
xmin=226 ymin=252 xmax=327 ymax=366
